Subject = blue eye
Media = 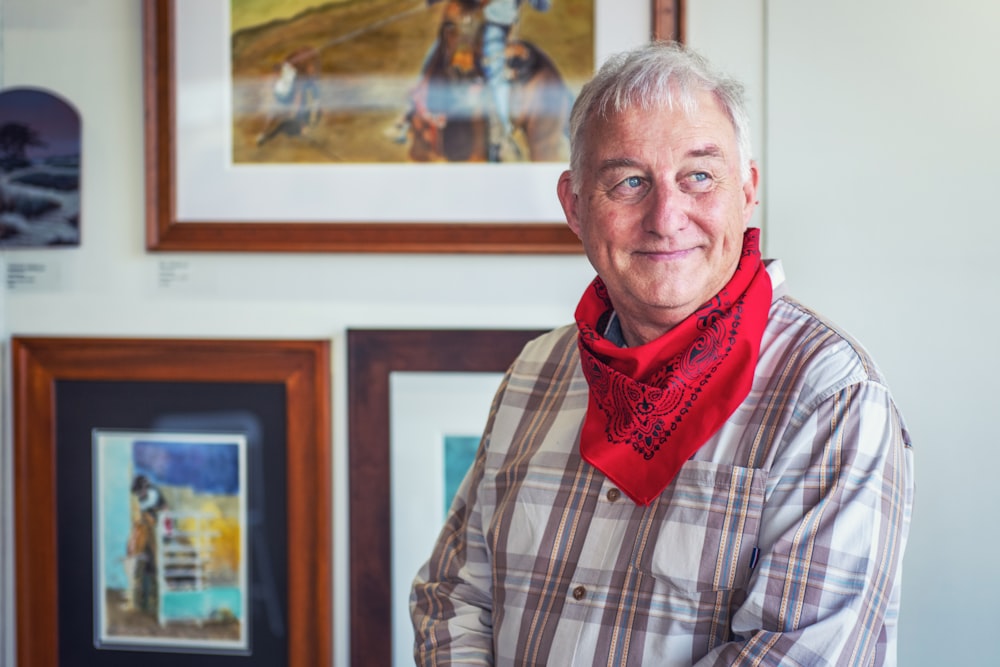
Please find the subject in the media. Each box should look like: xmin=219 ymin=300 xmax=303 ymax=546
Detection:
xmin=692 ymin=172 xmax=708 ymax=182
xmin=626 ymin=176 xmax=642 ymax=188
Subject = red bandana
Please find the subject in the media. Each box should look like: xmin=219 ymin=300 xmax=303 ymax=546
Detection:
xmin=575 ymin=228 xmax=772 ymax=505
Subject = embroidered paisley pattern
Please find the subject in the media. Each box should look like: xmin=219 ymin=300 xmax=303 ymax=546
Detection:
xmin=580 ymin=289 xmax=746 ymax=459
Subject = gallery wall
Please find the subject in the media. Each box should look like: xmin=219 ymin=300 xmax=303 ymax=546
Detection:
xmin=3 ymin=0 xmax=998 ymax=666
xmin=763 ymin=2 xmax=1000 ymax=665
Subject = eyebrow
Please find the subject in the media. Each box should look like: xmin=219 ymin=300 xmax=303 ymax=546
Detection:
xmin=597 ymin=145 xmax=728 ymax=171
xmin=592 ymin=158 xmax=641 ymax=184
xmin=597 ymin=157 xmax=640 ymax=172
xmin=593 ymin=144 xmax=730 ymax=181
xmin=687 ymin=144 xmax=726 ymax=160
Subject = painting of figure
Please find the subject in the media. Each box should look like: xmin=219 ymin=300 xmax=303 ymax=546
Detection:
xmin=230 ymin=0 xmax=594 ymax=164
xmin=94 ymin=430 xmax=249 ymax=654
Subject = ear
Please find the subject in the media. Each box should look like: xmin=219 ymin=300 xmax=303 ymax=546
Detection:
xmin=741 ymin=161 xmax=760 ymax=226
xmin=557 ymin=170 xmax=583 ymax=238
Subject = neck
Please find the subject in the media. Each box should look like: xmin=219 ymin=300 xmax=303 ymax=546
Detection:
xmin=616 ymin=308 xmax=691 ymax=347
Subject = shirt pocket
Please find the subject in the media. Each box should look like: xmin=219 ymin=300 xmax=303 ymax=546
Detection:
xmin=631 ymin=461 xmax=766 ymax=594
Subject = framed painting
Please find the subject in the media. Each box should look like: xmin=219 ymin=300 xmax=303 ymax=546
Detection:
xmin=0 ymin=87 xmax=82 ymax=248
xmin=388 ymin=371 xmax=507 ymax=667
xmin=93 ymin=430 xmax=250 ymax=653
xmin=347 ymin=328 xmax=547 ymax=667
xmin=12 ymin=337 xmax=331 ymax=667
xmin=143 ymin=0 xmax=683 ymax=253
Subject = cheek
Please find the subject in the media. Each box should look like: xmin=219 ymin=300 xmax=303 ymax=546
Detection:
xmin=586 ymin=200 xmax=636 ymax=241
xmin=576 ymin=200 xmax=606 ymax=243
xmin=701 ymin=198 xmax=747 ymax=244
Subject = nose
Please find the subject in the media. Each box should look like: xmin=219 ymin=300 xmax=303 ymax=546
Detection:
xmin=641 ymin=181 xmax=689 ymax=236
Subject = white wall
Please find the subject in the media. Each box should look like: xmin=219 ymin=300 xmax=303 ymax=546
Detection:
xmin=765 ymin=2 xmax=1000 ymax=665
xmin=3 ymin=1 xmax=998 ymax=665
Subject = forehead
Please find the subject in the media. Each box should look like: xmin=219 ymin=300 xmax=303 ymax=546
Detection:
xmin=585 ymin=89 xmax=738 ymax=160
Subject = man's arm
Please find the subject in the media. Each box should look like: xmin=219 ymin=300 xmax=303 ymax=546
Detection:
xmin=410 ymin=469 xmax=495 ymax=664
xmin=410 ymin=375 xmax=511 ymax=665
xmin=698 ymin=381 xmax=914 ymax=666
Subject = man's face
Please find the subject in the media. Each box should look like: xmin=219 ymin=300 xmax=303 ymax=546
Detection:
xmin=558 ymin=90 xmax=759 ymax=345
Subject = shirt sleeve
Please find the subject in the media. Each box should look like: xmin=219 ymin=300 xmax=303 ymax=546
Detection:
xmin=695 ymin=380 xmax=914 ymax=666
xmin=409 ymin=375 xmax=509 ymax=665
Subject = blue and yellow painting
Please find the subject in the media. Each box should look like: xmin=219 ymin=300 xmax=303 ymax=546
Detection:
xmin=94 ymin=430 xmax=249 ymax=653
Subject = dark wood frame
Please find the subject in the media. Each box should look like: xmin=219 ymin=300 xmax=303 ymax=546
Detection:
xmin=12 ymin=337 xmax=331 ymax=667
xmin=142 ymin=0 xmax=682 ymax=253
xmin=347 ymin=328 xmax=546 ymax=667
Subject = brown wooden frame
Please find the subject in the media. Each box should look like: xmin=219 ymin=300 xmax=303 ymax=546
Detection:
xmin=12 ymin=337 xmax=331 ymax=667
xmin=347 ymin=328 xmax=546 ymax=667
xmin=654 ymin=0 xmax=686 ymax=43
xmin=142 ymin=0 xmax=682 ymax=253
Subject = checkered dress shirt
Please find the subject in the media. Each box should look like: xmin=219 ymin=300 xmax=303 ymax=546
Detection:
xmin=411 ymin=263 xmax=914 ymax=666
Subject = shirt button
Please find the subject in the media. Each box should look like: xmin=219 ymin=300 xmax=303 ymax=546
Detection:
xmin=572 ymin=585 xmax=586 ymax=600
xmin=606 ymin=488 xmax=621 ymax=502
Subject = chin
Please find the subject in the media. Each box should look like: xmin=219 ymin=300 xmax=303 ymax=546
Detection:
xmin=644 ymin=284 xmax=702 ymax=309
xmin=627 ymin=293 xmax=697 ymax=321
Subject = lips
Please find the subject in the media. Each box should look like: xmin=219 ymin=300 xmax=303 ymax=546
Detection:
xmin=634 ymin=247 xmax=696 ymax=259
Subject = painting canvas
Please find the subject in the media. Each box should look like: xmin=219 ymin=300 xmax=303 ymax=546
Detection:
xmin=443 ymin=434 xmax=479 ymax=515
xmin=231 ymin=0 xmax=594 ymax=164
xmin=93 ymin=430 xmax=250 ymax=654
xmin=0 ymin=87 xmax=81 ymax=247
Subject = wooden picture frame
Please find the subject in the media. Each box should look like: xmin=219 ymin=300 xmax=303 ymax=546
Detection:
xmin=347 ymin=328 xmax=546 ymax=666
xmin=654 ymin=0 xmax=685 ymax=44
xmin=142 ymin=0 xmax=682 ymax=253
xmin=12 ymin=337 xmax=331 ymax=667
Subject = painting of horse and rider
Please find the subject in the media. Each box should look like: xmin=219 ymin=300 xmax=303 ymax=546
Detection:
xmin=231 ymin=0 xmax=594 ymax=164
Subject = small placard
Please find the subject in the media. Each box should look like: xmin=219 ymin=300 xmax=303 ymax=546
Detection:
xmin=156 ymin=259 xmax=215 ymax=294
xmin=6 ymin=261 xmax=59 ymax=291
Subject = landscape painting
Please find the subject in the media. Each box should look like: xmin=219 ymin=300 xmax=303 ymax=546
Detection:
xmin=0 ymin=87 xmax=80 ymax=247
xmin=230 ymin=0 xmax=594 ymax=164
xmin=93 ymin=430 xmax=249 ymax=654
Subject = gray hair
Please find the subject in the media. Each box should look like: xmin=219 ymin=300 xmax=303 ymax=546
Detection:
xmin=567 ymin=41 xmax=753 ymax=190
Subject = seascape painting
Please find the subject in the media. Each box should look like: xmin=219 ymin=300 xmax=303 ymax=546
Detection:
xmin=230 ymin=0 xmax=594 ymax=164
xmin=0 ymin=87 xmax=80 ymax=247
xmin=93 ymin=430 xmax=249 ymax=654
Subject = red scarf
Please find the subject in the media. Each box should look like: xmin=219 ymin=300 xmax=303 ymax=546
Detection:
xmin=575 ymin=228 xmax=772 ymax=505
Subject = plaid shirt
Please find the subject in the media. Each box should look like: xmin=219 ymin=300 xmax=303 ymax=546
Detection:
xmin=411 ymin=263 xmax=914 ymax=666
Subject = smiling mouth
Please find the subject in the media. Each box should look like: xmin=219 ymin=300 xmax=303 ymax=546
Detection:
xmin=635 ymin=247 xmax=695 ymax=259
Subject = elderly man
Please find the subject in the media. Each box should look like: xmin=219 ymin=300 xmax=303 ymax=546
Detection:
xmin=411 ymin=41 xmax=913 ymax=666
